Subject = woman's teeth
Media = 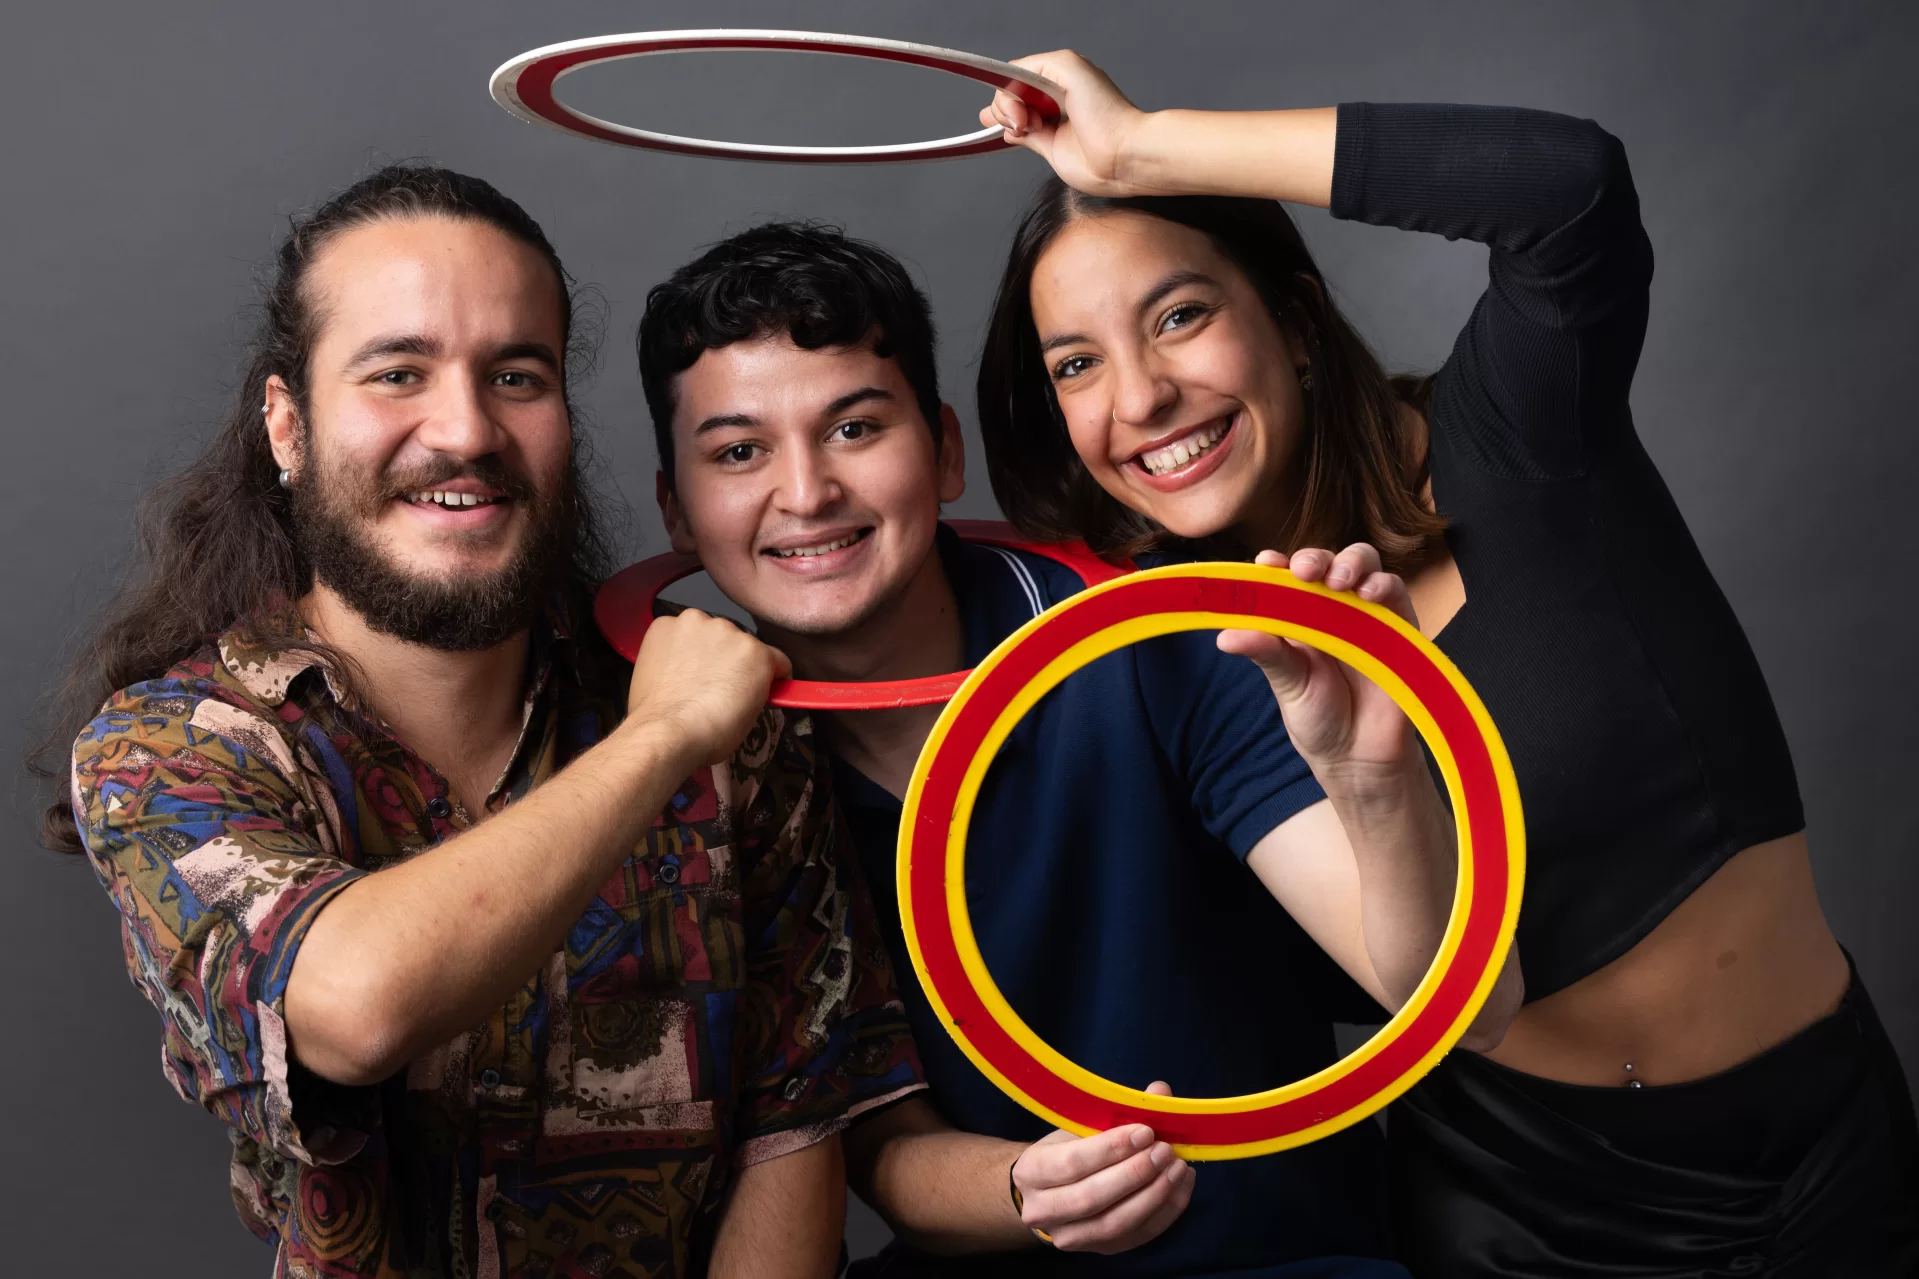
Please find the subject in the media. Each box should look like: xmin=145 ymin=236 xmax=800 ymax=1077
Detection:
xmin=1139 ymin=419 xmax=1230 ymax=476
xmin=770 ymin=531 xmax=867 ymax=559
xmin=411 ymin=491 xmax=499 ymax=509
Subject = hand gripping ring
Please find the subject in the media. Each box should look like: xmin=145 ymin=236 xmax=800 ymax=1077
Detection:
xmin=897 ymin=562 xmax=1525 ymax=1159
xmin=592 ymin=521 xmax=1127 ymax=710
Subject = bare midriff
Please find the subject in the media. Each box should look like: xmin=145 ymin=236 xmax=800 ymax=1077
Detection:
xmin=1484 ymin=830 xmax=1849 ymax=1085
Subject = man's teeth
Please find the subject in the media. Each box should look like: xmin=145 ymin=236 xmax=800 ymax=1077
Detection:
xmin=410 ymin=491 xmax=497 ymax=508
xmin=1139 ymin=419 xmax=1231 ymax=476
xmin=770 ymin=532 xmax=864 ymax=559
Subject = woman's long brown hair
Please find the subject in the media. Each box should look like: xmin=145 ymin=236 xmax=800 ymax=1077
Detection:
xmin=30 ymin=164 xmax=616 ymax=854
xmin=977 ymin=179 xmax=1442 ymax=568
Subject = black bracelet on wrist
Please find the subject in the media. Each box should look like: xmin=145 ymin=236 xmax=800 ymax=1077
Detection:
xmin=1008 ymin=1154 xmax=1056 ymax=1246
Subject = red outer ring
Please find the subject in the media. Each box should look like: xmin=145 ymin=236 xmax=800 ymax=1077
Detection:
xmin=508 ymin=37 xmax=1061 ymax=163
xmin=908 ymin=572 xmax=1511 ymax=1143
xmin=594 ymin=521 xmax=1127 ymax=710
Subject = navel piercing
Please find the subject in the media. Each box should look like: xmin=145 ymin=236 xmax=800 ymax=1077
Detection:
xmin=1624 ymin=1062 xmax=1643 ymax=1089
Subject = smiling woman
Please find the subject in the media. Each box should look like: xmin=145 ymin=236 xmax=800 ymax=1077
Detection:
xmin=980 ymin=186 xmax=1441 ymax=570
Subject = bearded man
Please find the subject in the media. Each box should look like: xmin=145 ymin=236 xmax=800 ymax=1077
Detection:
xmin=49 ymin=166 xmax=920 ymax=1278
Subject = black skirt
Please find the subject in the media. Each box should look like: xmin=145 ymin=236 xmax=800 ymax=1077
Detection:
xmin=1388 ymin=962 xmax=1919 ymax=1277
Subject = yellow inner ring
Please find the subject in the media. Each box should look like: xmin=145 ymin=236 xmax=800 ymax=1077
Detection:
xmin=897 ymin=563 xmax=1525 ymax=1159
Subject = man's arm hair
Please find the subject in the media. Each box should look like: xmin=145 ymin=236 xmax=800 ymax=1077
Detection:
xmin=710 ymin=1137 xmax=847 ymax=1279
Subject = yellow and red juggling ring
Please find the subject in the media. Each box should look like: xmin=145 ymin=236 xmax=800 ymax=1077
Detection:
xmin=897 ymin=562 xmax=1525 ymax=1160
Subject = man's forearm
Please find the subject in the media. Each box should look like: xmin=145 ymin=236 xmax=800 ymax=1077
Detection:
xmin=846 ymin=1104 xmax=1036 ymax=1255
xmin=287 ymin=716 xmax=698 ymax=1083
xmin=711 ymin=1138 xmax=846 ymax=1279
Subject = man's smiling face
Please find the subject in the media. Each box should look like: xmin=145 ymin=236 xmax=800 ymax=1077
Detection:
xmin=270 ymin=214 xmax=576 ymax=649
xmin=658 ymin=332 xmax=963 ymax=639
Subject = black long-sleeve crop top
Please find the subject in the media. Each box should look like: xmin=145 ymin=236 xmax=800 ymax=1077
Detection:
xmin=1330 ymin=103 xmax=1804 ymax=1000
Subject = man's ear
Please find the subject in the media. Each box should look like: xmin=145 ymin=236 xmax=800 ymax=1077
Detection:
xmin=936 ymin=404 xmax=967 ymax=505
xmin=264 ymin=375 xmax=302 ymax=477
xmin=656 ymin=469 xmax=700 ymax=556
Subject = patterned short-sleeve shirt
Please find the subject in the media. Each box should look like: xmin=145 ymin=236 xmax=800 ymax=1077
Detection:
xmin=70 ymin=610 xmax=923 ymax=1278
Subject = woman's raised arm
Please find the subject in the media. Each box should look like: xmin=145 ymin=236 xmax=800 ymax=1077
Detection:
xmin=983 ymin=50 xmax=1338 ymax=205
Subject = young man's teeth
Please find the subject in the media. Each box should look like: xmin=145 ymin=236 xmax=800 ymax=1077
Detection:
xmin=772 ymin=533 xmax=863 ymax=558
xmin=1141 ymin=420 xmax=1230 ymax=476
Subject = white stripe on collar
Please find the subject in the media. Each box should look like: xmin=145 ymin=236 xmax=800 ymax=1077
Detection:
xmin=985 ymin=545 xmax=1045 ymax=620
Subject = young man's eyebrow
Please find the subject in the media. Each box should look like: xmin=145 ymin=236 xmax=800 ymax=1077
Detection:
xmin=823 ymin=387 xmax=895 ymax=417
xmin=693 ymin=387 xmax=898 ymax=435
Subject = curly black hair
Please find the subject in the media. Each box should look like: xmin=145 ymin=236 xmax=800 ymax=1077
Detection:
xmin=638 ymin=221 xmax=942 ymax=488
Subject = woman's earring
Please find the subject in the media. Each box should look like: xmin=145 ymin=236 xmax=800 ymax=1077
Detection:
xmin=277 ymin=469 xmax=292 ymax=489
xmin=1299 ymin=369 xmax=1314 ymax=393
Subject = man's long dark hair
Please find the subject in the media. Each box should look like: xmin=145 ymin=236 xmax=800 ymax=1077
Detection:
xmin=33 ymin=164 xmax=617 ymax=854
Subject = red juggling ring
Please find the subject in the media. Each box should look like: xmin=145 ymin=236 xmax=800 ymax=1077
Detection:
xmin=592 ymin=521 xmax=1127 ymax=710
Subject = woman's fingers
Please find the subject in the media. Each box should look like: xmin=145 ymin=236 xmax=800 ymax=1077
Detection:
xmin=1218 ymin=630 xmax=1319 ymax=702
xmin=1355 ymin=567 xmax=1417 ymax=627
xmin=1324 ymin=542 xmax=1384 ymax=591
xmin=1287 ymin=546 xmax=1334 ymax=582
xmin=1277 ymin=543 xmax=1418 ymax=627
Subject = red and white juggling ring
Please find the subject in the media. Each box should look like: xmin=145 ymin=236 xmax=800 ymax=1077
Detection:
xmin=490 ymin=30 xmax=1064 ymax=164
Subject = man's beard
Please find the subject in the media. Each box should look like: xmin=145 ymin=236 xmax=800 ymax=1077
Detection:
xmin=290 ymin=451 xmax=577 ymax=651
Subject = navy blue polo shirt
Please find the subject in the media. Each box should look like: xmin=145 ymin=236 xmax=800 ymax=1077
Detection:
xmin=840 ymin=526 xmax=1402 ymax=1278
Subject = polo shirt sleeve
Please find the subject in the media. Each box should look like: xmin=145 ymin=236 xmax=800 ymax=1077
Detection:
xmin=70 ymin=675 xmax=379 ymax=1167
xmin=1133 ymin=631 xmax=1327 ymax=858
xmin=727 ymin=710 xmax=925 ymax=1166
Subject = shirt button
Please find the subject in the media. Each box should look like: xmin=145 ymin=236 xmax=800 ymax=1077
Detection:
xmin=426 ymin=797 xmax=452 ymax=820
xmin=479 ymin=1067 xmax=501 ymax=1089
xmin=656 ymin=861 xmax=681 ymax=885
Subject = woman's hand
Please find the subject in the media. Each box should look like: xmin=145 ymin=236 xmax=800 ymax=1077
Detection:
xmin=980 ymin=50 xmax=1152 ymax=197
xmin=1218 ymin=545 xmax=1422 ymax=796
xmin=981 ymin=52 xmax=1339 ymax=207
xmin=1010 ymin=1080 xmax=1194 ymax=1253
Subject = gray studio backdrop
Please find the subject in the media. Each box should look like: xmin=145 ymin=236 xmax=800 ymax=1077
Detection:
xmin=4 ymin=1 xmax=1913 ymax=1271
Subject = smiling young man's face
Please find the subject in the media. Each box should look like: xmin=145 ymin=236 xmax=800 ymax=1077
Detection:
xmin=657 ymin=332 xmax=963 ymax=640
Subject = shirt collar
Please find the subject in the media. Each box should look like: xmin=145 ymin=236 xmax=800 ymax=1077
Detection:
xmin=933 ymin=523 xmax=1048 ymax=668
xmin=215 ymin=601 xmax=563 ymax=719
